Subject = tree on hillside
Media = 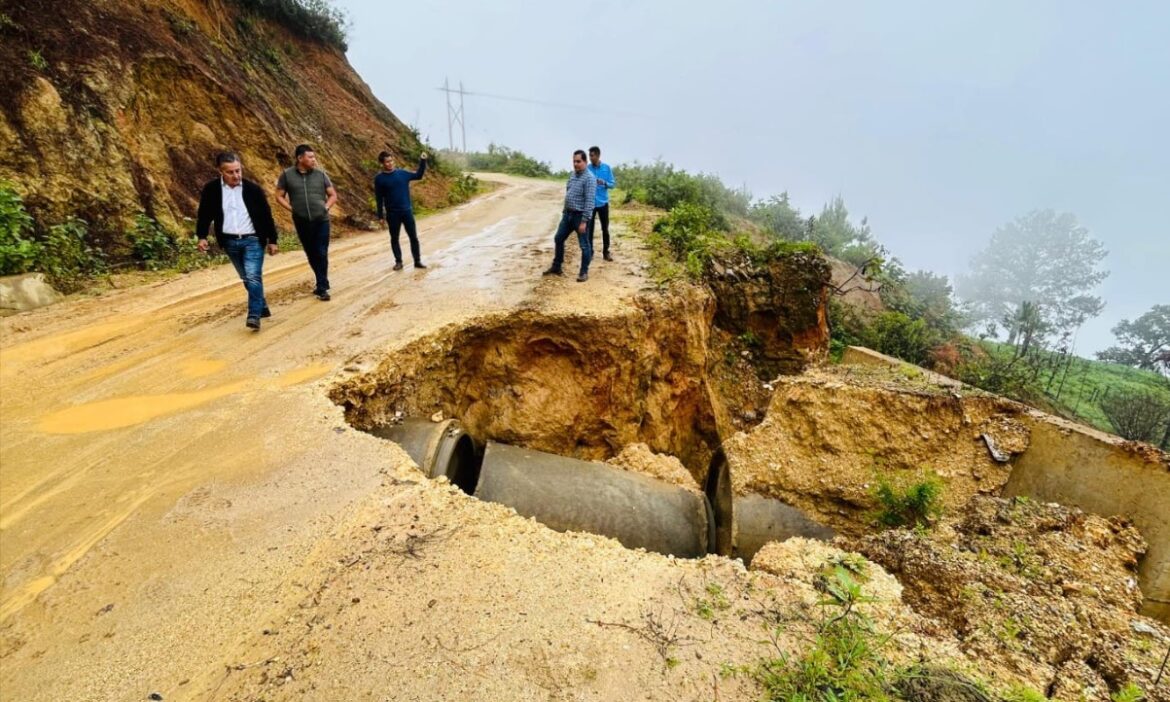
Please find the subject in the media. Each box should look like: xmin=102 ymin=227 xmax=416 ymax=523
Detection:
xmin=957 ymin=210 xmax=1108 ymax=347
xmin=808 ymin=196 xmax=879 ymax=266
xmin=1096 ymin=304 xmax=1170 ymax=374
xmin=749 ymin=193 xmax=806 ymax=241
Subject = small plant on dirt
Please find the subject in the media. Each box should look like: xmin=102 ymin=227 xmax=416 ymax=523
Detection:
xmin=1002 ymin=684 xmax=1048 ymax=702
xmin=997 ymin=540 xmax=1042 ymax=580
xmin=694 ymin=582 xmax=731 ymax=621
xmin=737 ymin=330 xmax=762 ymax=350
xmin=992 ymin=615 xmax=1030 ymax=652
xmin=128 ymin=214 xmax=178 ymax=270
xmin=872 ymin=472 xmax=944 ymax=530
xmin=27 ymin=49 xmax=48 ymax=71
xmin=754 ymin=565 xmax=897 ymax=701
xmin=1111 ymin=682 xmax=1146 ymax=702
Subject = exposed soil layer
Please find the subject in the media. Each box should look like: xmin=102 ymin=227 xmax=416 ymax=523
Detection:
xmin=851 ymin=496 xmax=1170 ymax=702
xmin=332 ymin=287 xmax=728 ymax=475
xmin=708 ymin=249 xmax=832 ymax=377
xmin=722 ymin=365 xmax=1031 ymax=536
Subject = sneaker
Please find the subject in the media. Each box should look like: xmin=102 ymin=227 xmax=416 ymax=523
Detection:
xmin=603 ymin=253 xmax=614 ymax=262
xmin=246 ymin=316 xmax=260 ymax=331
xmin=260 ymin=307 xmax=272 ymax=318
xmin=576 ymin=273 xmax=589 ymax=282
xmin=542 ymin=267 xmax=563 ymax=276
xmin=316 ymin=291 xmax=331 ymax=301
xmin=414 ymin=262 xmax=427 ymax=269
xmin=392 ymin=262 xmax=404 ymax=271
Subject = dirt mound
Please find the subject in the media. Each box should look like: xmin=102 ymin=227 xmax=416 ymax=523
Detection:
xmin=607 ymin=443 xmax=702 ymax=494
xmin=722 ymin=366 xmax=1027 ymax=535
xmin=851 ymin=496 xmax=1170 ymax=701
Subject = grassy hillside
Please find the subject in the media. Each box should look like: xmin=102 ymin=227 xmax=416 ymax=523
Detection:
xmin=981 ymin=340 xmax=1170 ymax=437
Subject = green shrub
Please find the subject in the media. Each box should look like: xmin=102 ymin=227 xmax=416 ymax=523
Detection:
xmin=616 ymin=161 xmax=748 ymax=223
xmin=39 ymin=217 xmax=107 ymax=292
xmin=0 ymin=181 xmax=40 ymax=275
xmin=464 ymin=144 xmax=554 ymax=178
xmin=873 ymin=473 xmax=943 ymax=529
xmin=128 ymin=214 xmax=178 ymax=270
xmin=229 ymin=0 xmax=348 ymax=51
xmin=651 ymin=202 xmax=725 ymax=279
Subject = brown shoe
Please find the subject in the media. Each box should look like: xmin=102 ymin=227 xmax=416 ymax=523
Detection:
xmin=576 ymin=273 xmax=588 ymax=282
xmin=393 ymin=262 xmax=404 ymax=271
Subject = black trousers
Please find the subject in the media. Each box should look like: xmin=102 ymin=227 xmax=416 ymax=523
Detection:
xmin=587 ymin=204 xmax=610 ymax=255
xmin=387 ymin=210 xmax=421 ymax=264
xmin=293 ymin=217 xmax=330 ymax=293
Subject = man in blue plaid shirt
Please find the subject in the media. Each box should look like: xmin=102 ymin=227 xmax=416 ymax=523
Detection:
xmin=543 ymin=150 xmax=597 ymax=282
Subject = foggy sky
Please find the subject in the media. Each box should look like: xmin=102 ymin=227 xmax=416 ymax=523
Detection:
xmin=345 ymin=1 xmax=1169 ymax=355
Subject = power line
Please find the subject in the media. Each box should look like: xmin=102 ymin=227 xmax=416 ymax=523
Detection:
xmin=436 ymin=80 xmax=657 ymax=150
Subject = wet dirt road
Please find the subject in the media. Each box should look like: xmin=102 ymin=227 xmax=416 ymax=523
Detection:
xmin=0 ymin=173 xmax=615 ymax=699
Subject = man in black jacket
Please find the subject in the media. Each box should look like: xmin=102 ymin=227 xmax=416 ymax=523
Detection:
xmin=196 ymin=152 xmax=279 ymax=331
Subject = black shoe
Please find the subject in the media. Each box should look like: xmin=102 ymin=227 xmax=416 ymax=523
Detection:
xmin=316 ymin=291 xmax=331 ymax=301
xmin=577 ymin=273 xmax=589 ymax=282
xmin=393 ymin=262 xmax=404 ymax=271
xmin=260 ymin=307 xmax=272 ymax=318
xmin=603 ymin=253 xmax=613 ymax=262
xmin=414 ymin=262 xmax=427 ymax=269
xmin=246 ymin=316 xmax=260 ymax=331
xmin=542 ymin=267 xmax=563 ymax=276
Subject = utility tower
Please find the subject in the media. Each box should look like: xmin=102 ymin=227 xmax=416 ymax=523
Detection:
xmin=439 ymin=77 xmax=467 ymax=153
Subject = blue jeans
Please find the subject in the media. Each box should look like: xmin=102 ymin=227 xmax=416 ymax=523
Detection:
xmin=551 ymin=210 xmax=591 ymax=275
xmin=224 ymin=236 xmax=266 ymax=319
xmin=294 ymin=218 xmax=330 ymax=293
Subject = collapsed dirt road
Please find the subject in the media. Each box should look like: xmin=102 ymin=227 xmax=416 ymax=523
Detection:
xmin=0 ymin=174 xmax=657 ymax=699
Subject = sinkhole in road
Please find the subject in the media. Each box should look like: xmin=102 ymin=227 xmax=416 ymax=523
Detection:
xmin=329 ymin=303 xmax=831 ymax=561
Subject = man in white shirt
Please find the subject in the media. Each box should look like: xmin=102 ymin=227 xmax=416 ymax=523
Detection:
xmin=195 ymin=152 xmax=279 ymax=331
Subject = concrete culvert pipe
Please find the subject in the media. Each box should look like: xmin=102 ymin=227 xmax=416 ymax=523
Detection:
xmin=733 ymin=494 xmax=836 ymax=564
xmin=475 ymin=442 xmax=715 ymax=558
xmin=369 ymin=418 xmax=480 ymax=493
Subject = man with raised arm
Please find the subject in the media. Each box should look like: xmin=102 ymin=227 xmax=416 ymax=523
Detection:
xmin=374 ymin=151 xmax=429 ymax=270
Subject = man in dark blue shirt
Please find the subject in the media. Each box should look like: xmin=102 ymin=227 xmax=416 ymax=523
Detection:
xmin=374 ymin=151 xmax=428 ymax=270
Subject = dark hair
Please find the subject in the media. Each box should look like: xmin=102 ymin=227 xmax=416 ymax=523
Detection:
xmin=588 ymin=146 xmax=600 ymax=156
xmin=215 ymin=151 xmax=240 ymax=167
xmin=377 ymin=151 xmax=392 ymax=163
xmin=573 ymin=149 xmax=587 ymax=161
xmin=294 ymin=144 xmax=315 ymax=159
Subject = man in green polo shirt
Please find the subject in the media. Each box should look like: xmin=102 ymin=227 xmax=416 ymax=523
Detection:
xmin=276 ymin=144 xmax=338 ymax=301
